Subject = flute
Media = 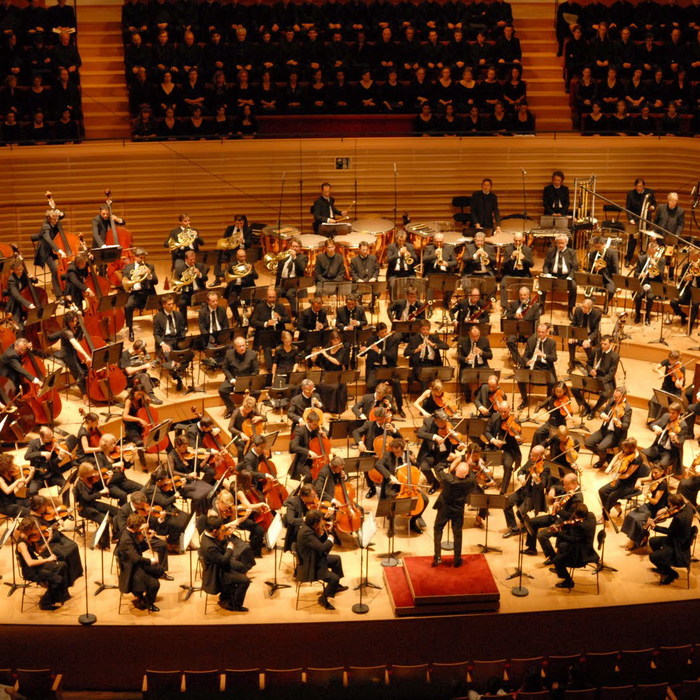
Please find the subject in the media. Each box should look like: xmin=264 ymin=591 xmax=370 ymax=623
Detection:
xmin=305 ymin=342 xmax=344 ymax=361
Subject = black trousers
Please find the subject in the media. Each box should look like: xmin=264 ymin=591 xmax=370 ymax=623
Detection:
xmin=434 ymin=507 xmax=464 ymax=559
xmin=131 ymin=563 xmax=164 ymax=604
xmin=584 ymin=428 xmax=619 ymax=463
xmin=678 ymin=475 xmax=700 ymax=504
xmin=649 ymin=535 xmax=680 ymax=577
xmin=220 ymin=565 xmax=250 ymax=607
xmin=318 ymin=553 xmax=344 ymax=598
xmin=598 ymin=481 xmax=637 ymax=520
xmin=125 ymin=291 xmax=151 ymax=329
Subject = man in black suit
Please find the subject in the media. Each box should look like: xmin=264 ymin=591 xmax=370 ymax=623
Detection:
xmin=460 ymin=231 xmax=497 ymax=279
xmin=362 ymin=322 xmax=405 ymax=416
xmin=503 ymin=286 xmax=542 ymax=367
xmin=423 ymin=232 xmax=458 ymax=307
xmin=352 ymin=382 xmax=395 ymax=421
xmin=585 ymin=386 xmax=632 ymax=469
xmin=385 ymin=229 xmax=417 ymax=285
xmin=152 ymin=294 xmax=190 ymax=392
xmin=197 ymin=291 xmax=229 ymax=347
xmin=296 ymin=509 xmax=347 ymax=610
xmin=584 ymin=236 xmax=618 ymax=314
xmin=457 ymin=324 xmax=492 ymax=370
xmin=25 ymin=426 xmax=70 ymax=499
xmin=282 ymin=483 xmax=317 ymax=552
xmin=669 ymin=248 xmax=700 ymax=328
xmin=484 ymin=401 xmax=523 ymax=494
xmin=470 ymin=178 xmax=502 ymax=233
xmin=573 ymin=334 xmax=619 ymax=417
xmin=404 ymin=319 xmax=449 ymax=385
xmin=452 ymin=286 xmax=492 ymax=332
xmin=542 ymin=233 xmax=578 ymax=316
xmin=654 ymin=191 xmax=685 ymax=238
xmin=91 ymin=204 xmax=126 ymax=248
xmin=551 ymin=502 xmax=597 ymax=589
xmin=624 ymin=178 xmax=656 ymax=266
xmin=223 ymin=248 xmax=258 ymax=325
xmin=312 ymin=181 xmax=347 ymax=234
xmin=335 ymin=293 xmax=368 ymax=331
xmin=314 ymin=238 xmax=346 ymax=290
xmin=416 ymin=410 xmax=457 ymax=493
xmin=219 ymin=336 xmax=259 ymax=418
xmin=298 ymin=294 xmax=330 ymax=337
xmin=350 ymin=240 xmax=379 ymax=309
xmin=432 ymin=456 xmax=472 ymax=567
xmin=275 ymin=237 xmax=309 ymax=316
xmin=123 ymin=248 xmax=158 ymax=342
xmin=63 ymin=253 xmax=94 ymax=311
xmin=173 ymin=249 xmax=207 ymax=318
xmin=517 ymin=323 xmax=558 ymax=410
xmin=287 ymin=379 xmax=323 ymax=430
xmin=500 ymin=231 xmax=535 ymax=306
xmin=164 ymin=212 xmax=204 ymax=267
xmin=289 ymin=410 xmax=327 ymax=481
xmin=0 ymin=338 xmax=42 ymax=394
xmin=5 ymin=258 xmax=37 ymax=333
xmin=648 ymin=494 xmax=694 ymax=585
xmin=642 ymin=403 xmax=689 ymax=477
xmin=567 ymin=298 xmax=603 ymax=370
xmin=213 ymin=213 xmax=252 ymax=285
xmin=388 ymin=286 xmax=426 ymax=324
xmin=250 ymin=286 xmax=290 ymax=369
xmin=542 ymin=170 xmax=570 ymax=216
xmin=633 ymin=238 xmax=665 ymax=325
xmin=31 ymin=207 xmax=66 ymax=298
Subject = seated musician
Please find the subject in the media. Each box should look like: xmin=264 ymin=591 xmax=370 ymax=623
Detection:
xmin=213 ymin=213 xmax=252 ymax=285
xmin=219 ymin=335 xmax=259 ymax=420
xmin=271 ymin=330 xmax=300 ymax=382
xmin=168 ymin=434 xmax=217 ymax=504
xmin=522 ymin=472 xmax=582 ymax=559
xmin=543 ymin=170 xmax=570 ymax=216
xmin=386 ymin=228 xmax=418 ymax=285
xmin=144 ymin=466 xmax=191 ymax=553
xmin=353 ymin=406 xmax=402 ymax=498
xmin=352 ymin=382 xmax=395 ymax=421
xmin=204 ymin=490 xmax=256 ymax=571
xmin=121 ymin=385 xmax=154 ymax=469
xmin=290 ymin=409 xmax=326 ymax=481
xmin=275 ymin=237 xmax=308 ymax=317
xmin=633 ymin=238 xmax=664 ymax=326
xmin=642 ymin=401 xmax=688 ymax=477
xmin=32 ymin=206 xmax=66 ymax=299
xmin=517 ymin=323 xmax=558 ymax=411
xmin=473 ymin=374 xmax=507 ymax=419
xmin=234 ymin=469 xmax=272 ymax=559
xmin=0 ymin=453 xmax=32 ymax=517
xmin=621 ymin=465 xmax=669 ymax=551
xmin=73 ymin=462 xmax=118 ymax=549
xmin=388 ymin=286 xmax=426 ymax=325
xmin=433 ymin=454 xmax=472 ymax=568
xmin=404 ymin=319 xmax=449 ymax=386
xmin=423 ymin=232 xmax=458 ymax=307
xmin=585 ymin=236 xmax=618 ymax=315
xmin=460 ymin=231 xmax=497 ymax=282
xmin=572 ymin=334 xmax=619 ymax=418
xmin=298 ymin=294 xmax=330 ymax=337
xmin=648 ymin=350 xmax=685 ymax=423
xmin=585 ymin=386 xmax=632 ymax=470
xmin=542 ymin=233 xmax=578 ymax=318
xmin=173 ymin=249 xmax=207 ymax=318
xmin=314 ymin=238 xmax=346 ymax=290
xmin=283 ymin=483 xmax=318 ymax=551
xmin=362 ymin=323 xmax=404 ymax=416
xmin=123 ymin=248 xmax=157 ymax=343
xmin=93 ymin=433 xmax=141 ymax=505
xmin=503 ymin=286 xmax=542 ymax=367
xmin=115 ymin=513 xmax=166 ymax=612
xmin=452 ymin=286 xmax=492 ymax=332
xmin=669 ymin=248 xmax=700 ymax=328
xmin=152 ymin=294 xmax=190 ymax=392
xmin=458 ymin=324 xmax=492 ymax=371
xmin=310 ymin=328 xmax=349 ymax=415
xmin=484 ymin=401 xmax=524 ymax=494
xmin=164 ymin=212 xmax=204 ymax=267
xmin=251 ymin=285 xmax=291 ymax=369
xmin=349 ymin=241 xmax=379 ymax=308
xmin=500 ymin=232 xmax=534 ymax=306
xmin=51 ymin=310 xmax=92 ymax=404
xmin=5 ymin=258 xmax=37 ymax=333
xmin=228 ymin=395 xmax=263 ymax=460
xmin=25 ymin=426 xmax=71 ymax=502
xmin=416 ymin=408 xmax=458 ymax=494
xmin=120 ymin=339 xmax=162 ymax=405
xmin=567 ymin=298 xmax=602 ymax=372
xmin=0 ymin=337 xmax=42 ymax=393
xmin=550 ymin=502 xmax=597 ymax=590
xmin=113 ymin=491 xmax=169 ymax=569
xmin=16 ymin=516 xmax=71 ymax=610
xmin=239 ymin=434 xmax=276 ymax=488
xmin=502 ymin=444 xmax=551 ymax=538
xmin=197 ymin=290 xmax=230 ymax=348
xmin=647 ymin=492 xmax=695 ymax=585
xmin=91 ymin=204 xmax=125 ymax=248
xmin=335 ymin=292 xmax=368 ymax=331
xmin=414 ymin=378 xmax=457 ymax=418
xmin=532 ymin=381 xmax=579 ymax=447
xmin=199 ymin=514 xmax=251 ymax=611
xmin=598 ymin=437 xmax=643 ymax=522
xmin=287 ymin=379 xmax=323 ymax=431
xmin=76 ymin=411 xmax=102 ymax=463
xmin=223 ymin=247 xmax=258 ymax=325
xmin=679 ymin=454 xmax=700 ymax=505
xmin=312 ymin=181 xmax=346 ymax=233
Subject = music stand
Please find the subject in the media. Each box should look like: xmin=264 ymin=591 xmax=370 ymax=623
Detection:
xmin=551 ymin=325 xmax=588 ymax=370
xmin=459 ymin=368 xmax=497 ymax=392
xmin=264 ymin=513 xmax=291 ymax=597
xmin=651 ymin=389 xmax=677 ymax=414
xmin=500 ymin=319 xmax=535 ymax=338
xmin=25 ymin=302 xmax=59 ymax=327
xmin=289 ymin=370 xmax=322 ymax=387
xmin=97 ymin=292 xmax=129 ymax=341
xmin=537 ymin=276 xmax=571 ymax=323
xmin=196 ymin=250 xmax=219 ymax=268
xmin=374 ymin=367 xmax=410 ymax=387
xmin=328 ymin=420 xmax=365 ymax=458
xmin=1 ymin=516 xmax=24 ymax=596
xmin=281 ymin=276 xmax=314 ymax=293
xmin=93 ymin=514 xmax=117 ymax=595
xmin=573 ymin=271 xmax=604 ymax=297
xmin=507 ymin=510 xmax=535 ymax=597
xmin=460 ymin=276 xmax=498 ymax=297
xmin=317 ymin=280 xmax=353 ymax=297
xmin=301 ymin=330 xmax=331 ymax=353
xmin=353 ymin=512 xmax=380 ymax=614
xmin=233 ymin=374 xmax=269 ymax=396
xmin=569 ymin=374 xmax=603 ymax=423
xmin=390 ymin=320 xmax=423 ymax=335
xmin=513 ymin=369 xmax=551 ymax=420
xmin=427 ymin=274 xmax=459 ymax=332
xmin=612 ymin=274 xmax=643 ymax=315
xmin=89 ymin=342 xmax=124 ymax=418
xmin=322 ymin=369 xmax=360 ymax=407
xmin=648 ymin=280 xmax=679 ymax=347
xmin=179 ymin=514 xmax=201 ymax=601
xmin=469 ymin=492 xmax=507 ymax=553
xmin=144 ymin=419 xmax=172 ymax=459
xmin=375 ymin=497 xmax=415 ymax=566
xmin=36 ymin=368 xmax=62 ymax=426
xmin=418 ymin=366 xmax=454 ymax=386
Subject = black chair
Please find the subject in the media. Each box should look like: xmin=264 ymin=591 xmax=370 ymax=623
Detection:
xmin=582 ymin=650 xmax=619 ymax=687
xmin=654 ymin=644 xmax=693 ymax=684
xmin=452 ymin=195 xmax=472 ymax=231
xmin=657 ymin=525 xmax=697 ymax=589
xmin=567 ymin=531 xmax=604 ymax=594
xmin=617 ymin=648 xmax=654 ymax=685
xmin=183 ymin=669 xmax=221 ymax=697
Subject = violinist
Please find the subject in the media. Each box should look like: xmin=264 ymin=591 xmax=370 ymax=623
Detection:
xmin=388 ymin=286 xmax=426 ymax=325
xmin=642 ymin=402 xmax=688 ymax=476
xmin=113 ymin=491 xmax=169 ymax=569
xmin=204 ymin=490 xmax=256 ymax=572
xmin=544 ymin=425 xmax=580 ymax=469
xmin=5 ymin=257 xmax=36 ymax=333
xmin=76 ymin=410 xmax=102 ymax=463
xmin=121 ymin=385 xmax=152 ymax=469
xmin=115 ymin=513 xmax=166 ymax=612
xmin=219 ymin=336 xmax=259 ymax=420
xmin=229 ymin=395 xmax=263 ymax=459
xmin=669 ymin=248 xmax=700 ymax=328
xmin=452 ymin=287 xmax=492 ymax=332
xmin=503 ymin=445 xmax=551 ymax=539
xmin=16 ymin=516 xmax=71 ymax=610
xmin=73 ymin=462 xmax=118 ymax=549
xmin=474 ymin=375 xmax=507 ymax=419
xmin=678 ymin=453 xmax=700 ymax=505
xmin=282 ymin=483 xmax=319 ymax=552
xmin=92 ymin=433 xmax=141 ymax=505
xmin=310 ymin=328 xmax=349 ymax=415
xmin=573 ymin=334 xmax=619 ymax=418
xmin=517 ymin=323 xmax=558 ymax=411
xmin=275 ymin=237 xmax=309 ymax=316
xmin=173 ymin=249 xmax=208 ymax=318
xmin=270 ymin=330 xmax=300 ymax=381
xmin=352 ymin=382 xmax=395 ymax=422
xmin=164 ymin=212 xmax=204 ymax=267
xmin=123 ymin=248 xmax=158 ymax=343
xmin=362 ymin=323 xmax=405 ymax=417
xmin=199 ymin=515 xmax=251 ymax=612
xmin=532 ymin=382 xmax=579 ymax=447
xmin=167 ymin=435 xmax=216 ymax=515
xmin=298 ymin=294 xmax=330 ymax=337
xmin=0 ymin=453 xmax=32 ymax=517
xmin=647 ymin=493 xmax=694 ymax=585
xmin=31 ymin=206 xmax=65 ymax=298
xmin=63 ymin=253 xmax=95 ymax=311
xmin=416 ymin=409 xmax=459 ymax=494
xmin=287 ymin=379 xmax=323 ymax=431
xmin=251 ymin=286 xmax=291 ymax=370
xmin=621 ymin=465 xmax=669 ymax=550
xmin=30 ymin=494 xmax=83 ymax=586
xmin=633 ymin=238 xmax=665 ymax=326
xmin=404 ymin=319 xmax=449 ymax=386
xmin=92 ymin=204 xmax=126 ymax=248
xmin=152 ymin=294 xmax=189 ymax=393
xmin=585 ymin=386 xmax=632 ymax=469
xmin=598 ymin=437 xmax=643 ymax=523
xmin=223 ymin=248 xmax=258 ymax=325
xmin=51 ymin=310 xmax=91 ymax=403
xmin=414 ymin=379 xmax=457 ymax=419
xmin=460 ymin=232 xmax=497 ymax=281
xmin=541 ymin=233 xmax=578 ymax=318
xmin=647 ymin=350 xmax=685 ymax=423
xmin=235 ymin=470 xmax=270 ymax=558
xmin=551 ymin=502 xmax=597 ymax=590
xmin=119 ymin=338 xmax=162 ymax=405
xmin=144 ymin=466 xmax=191 ymax=554
xmin=0 ymin=337 xmax=42 ymax=394
xmin=522 ymin=472 xmax=582 ymax=559
xmin=484 ymin=401 xmax=524 ymax=495
xmin=386 ymin=229 xmax=418 ymax=284
xmin=289 ymin=409 xmax=326 ymax=481
xmin=458 ymin=445 xmax=494 ymax=527
xmin=25 ymin=426 xmax=72 ymax=500
xmin=503 ymin=286 xmax=542 ymax=368
xmin=432 ymin=454 xmax=471 ymax=568
xmin=567 ymin=298 xmax=602 ymax=372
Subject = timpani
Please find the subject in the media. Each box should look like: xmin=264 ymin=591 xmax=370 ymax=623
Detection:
xmin=334 ymin=232 xmax=374 ymax=278
xmin=297 ymin=233 xmax=327 ymax=272
xmin=351 ymin=217 xmax=394 ymax=264
xmin=261 ymin=225 xmax=299 ymax=255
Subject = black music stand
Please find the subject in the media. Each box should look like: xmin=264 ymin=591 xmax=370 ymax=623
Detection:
xmin=36 ymin=368 xmax=62 ymax=426
xmin=390 ymin=320 xmax=423 ymax=335
xmin=460 ymin=276 xmax=498 ymax=297
xmin=469 ymin=492 xmax=506 ymax=553
xmin=281 ymin=276 xmax=314 ymax=293
xmin=144 ymin=419 xmax=172 ymax=460
xmin=374 ymin=367 xmax=410 ymax=396
xmin=376 ymin=497 xmax=416 ymax=567
xmin=648 ymin=280 xmax=679 ymax=347
xmin=317 ymin=280 xmax=353 ymax=297
xmin=612 ymin=274 xmax=643 ymax=315
xmin=301 ymin=330 xmax=332 ymax=354
xmin=25 ymin=302 xmax=59 ymax=328
xmin=569 ymin=374 xmax=604 ymax=423
xmin=460 ymin=418 xmax=490 ymax=441
xmin=232 ymin=373 xmax=270 ymax=396
xmin=537 ymin=276 xmax=571 ymax=323
xmin=551 ymin=324 xmax=588 ymax=370
xmin=651 ymin=389 xmax=677 ymax=414
xmin=344 ymin=455 xmax=378 ymax=514
xmin=508 ymin=510 xmax=535 ymax=597
xmin=356 ymin=280 xmax=388 ymax=320
xmin=418 ymin=366 xmax=454 ymax=386
xmin=89 ymin=343 xmax=124 ymax=418
xmin=328 ymin=420 xmax=364 ymax=457
xmin=459 ymin=368 xmax=497 ymax=394
xmin=97 ymin=292 xmax=129 ymax=342
xmin=574 ymin=271 xmax=604 ymax=299
xmin=513 ymin=369 xmax=551 ymax=420
xmin=322 ymin=369 xmax=360 ymax=407
xmin=93 ymin=514 xmax=118 ymax=595
xmin=500 ymin=319 xmax=535 ymax=367
xmin=288 ymin=369 xmax=322 ymax=387
xmin=264 ymin=513 xmax=291 ymax=597
xmin=353 ymin=512 xmax=380 ymax=613
xmin=427 ymin=275 xmax=459 ymax=333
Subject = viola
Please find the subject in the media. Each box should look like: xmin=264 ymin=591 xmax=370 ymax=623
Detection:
xmin=554 ymin=396 xmax=573 ymax=419
xmin=644 ymin=503 xmax=684 ymax=531
xmin=433 ymin=393 xmax=457 ymax=417
xmin=550 ymin=514 xmax=584 ymax=533
xmin=137 ymin=392 xmax=169 ymax=453
xmin=39 ymin=503 xmax=71 ymax=522
xmin=500 ymin=414 xmax=523 ymax=443
xmin=526 ymin=457 xmax=545 ymax=484
xmin=559 ymin=436 xmax=579 ymax=465
xmin=437 ymin=421 xmax=466 ymax=446
xmin=103 ymin=188 xmax=135 ymax=288
xmin=488 ymin=387 xmax=506 ymax=410
xmin=191 ymin=407 xmax=236 ymax=479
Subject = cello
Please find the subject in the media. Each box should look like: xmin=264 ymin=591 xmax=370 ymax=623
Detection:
xmin=45 ymin=191 xmax=80 ymax=281
xmin=395 ymin=444 xmax=428 ymax=517
xmin=19 ymin=343 xmax=62 ymax=425
xmin=333 ymin=473 xmax=362 ymax=534
xmin=136 ymin=390 xmax=169 ymax=453
xmin=103 ymin=189 xmax=135 ymax=288
xmin=191 ymin=407 xmax=236 ymax=479
xmin=258 ymin=449 xmax=289 ymax=512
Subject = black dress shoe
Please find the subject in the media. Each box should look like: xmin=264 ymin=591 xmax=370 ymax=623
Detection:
xmin=410 ymin=522 xmax=424 ymax=534
xmin=365 ymin=487 xmax=376 ymax=498
xmin=542 ymin=557 xmax=553 ymax=566
xmin=175 ymin=378 xmax=184 ymax=392
xmin=148 ymin=604 xmax=160 ymax=612
xmin=161 ymin=573 xmax=174 ymax=581
xmin=318 ymin=595 xmax=335 ymax=610
xmin=128 ymin=329 xmax=135 ymax=342
xmin=428 ymin=485 xmax=438 ymax=495
xmin=555 ymin=579 xmax=574 ymax=589
xmin=224 ymin=409 xmax=233 ymax=420
xmin=40 ymin=603 xmax=60 ymax=611
xmin=431 ymin=556 xmax=441 ymax=567
xmin=232 ymin=605 xmax=249 ymax=612
xmin=453 ymin=558 xmax=463 ymax=568
xmin=520 ymin=547 xmax=537 ymax=556
xmin=149 ymin=394 xmax=163 ymax=406
xmin=397 ymin=409 xmax=406 ymax=418
xmin=336 ymin=584 xmax=349 ymax=593
xmin=502 ymin=529 xmax=519 ymax=539
xmin=517 ymin=401 xmax=527 ymax=411
xmin=644 ymin=318 xmax=651 ymax=326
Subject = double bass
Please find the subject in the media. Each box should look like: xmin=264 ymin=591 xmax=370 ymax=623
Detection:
xmin=103 ymin=189 xmax=134 ymax=288
xmin=18 ymin=344 xmax=62 ymax=425
xmin=45 ymin=191 xmax=80 ymax=282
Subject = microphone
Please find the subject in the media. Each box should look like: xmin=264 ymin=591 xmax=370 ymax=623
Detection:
xmin=521 ymin=168 xmax=527 ymax=175
xmin=692 ymin=184 xmax=697 ymax=198
xmin=282 ymin=171 xmax=287 ymax=180
xmin=393 ymin=163 xmax=397 ymax=174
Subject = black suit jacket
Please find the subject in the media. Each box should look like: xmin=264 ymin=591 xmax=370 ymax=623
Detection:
xmin=335 ymin=304 xmax=368 ymax=329
xmin=173 ymin=260 xmax=208 ymax=291
xmin=250 ymin=301 xmax=290 ymax=333
xmin=6 ymin=272 xmax=34 ymax=316
xmin=522 ymin=335 xmax=558 ymax=372
xmin=164 ymin=226 xmax=204 ymax=260
xmin=116 ymin=529 xmax=152 ymax=594
xmin=198 ymin=532 xmax=246 ymax=594
xmin=197 ymin=305 xmax=230 ymax=337
xmin=153 ymin=310 xmax=187 ymax=346
xmin=122 ymin=261 xmax=157 ymax=295
xmin=404 ymin=333 xmax=448 ymax=367
xmin=423 ymin=243 xmax=458 ymax=274
xmin=350 ymin=254 xmax=379 ymax=282
xmin=32 ymin=221 xmax=62 ymax=266
xmin=364 ymin=333 xmax=401 ymax=372
xmin=314 ymin=252 xmax=346 ymax=283
xmin=585 ymin=248 xmax=619 ymax=285
xmin=543 ymin=247 xmax=578 ymax=277
xmin=587 ymin=348 xmax=618 ymax=386
xmin=92 ymin=213 xmax=125 ymax=248
xmin=385 ymin=241 xmax=418 ymax=277
xmin=275 ymin=252 xmax=309 ymax=286
xmin=312 ymin=195 xmax=341 ymax=232
xmin=572 ymin=307 xmax=603 ymax=343
xmin=501 ymin=244 xmax=534 ymax=277
xmin=287 ymin=391 xmax=322 ymax=425
xmin=457 ymin=335 xmax=492 ymax=367
xmin=388 ymin=299 xmax=425 ymax=322
xmin=0 ymin=345 xmax=35 ymax=388
xmin=298 ymin=306 xmax=329 ymax=333
xmin=542 ymin=184 xmax=570 ymax=216
xmin=504 ymin=298 xmax=542 ymax=323
xmin=470 ymin=190 xmax=501 ymax=229
xmin=653 ymin=503 xmax=694 ymax=567
xmin=296 ymin=523 xmax=334 ymax=582
xmin=222 ymin=348 xmax=259 ymax=381
xmin=555 ymin=511 xmax=598 ymax=568
xmin=461 ymin=242 xmax=497 ymax=276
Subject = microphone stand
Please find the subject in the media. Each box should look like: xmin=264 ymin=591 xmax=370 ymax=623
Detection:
xmin=520 ymin=168 xmax=528 ymax=235
xmin=78 ymin=518 xmax=97 ymax=626
xmin=393 ymin=162 xmax=398 ymax=228
xmin=277 ymin=170 xmax=286 ymax=249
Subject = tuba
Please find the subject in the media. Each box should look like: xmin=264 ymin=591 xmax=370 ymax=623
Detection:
xmin=225 ymin=262 xmax=253 ymax=282
xmin=168 ymin=226 xmax=198 ymax=251
xmin=171 ymin=265 xmax=200 ymax=292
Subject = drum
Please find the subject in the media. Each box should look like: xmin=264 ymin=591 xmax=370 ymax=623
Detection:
xmin=351 ymin=217 xmax=394 ymax=264
xmin=500 ymin=217 xmax=538 ymax=235
xmin=405 ymin=221 xmax=454 ymax=254
xmin=335 ymin=232 xmax=375 ymax=278
xmin=261 ymin=225 xmax=299 ymax=255
xmin=297 ymin=233 xmax=326 ymax=272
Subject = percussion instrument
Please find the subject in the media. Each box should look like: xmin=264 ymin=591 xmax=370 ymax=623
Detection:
xmin=334 ymin=232 xmax=376 ymax=275
xmin=261 ymin=225 xmax=298 ymax=256
xmin=499 ymin=217 xmax=538 ymax=235
xmin=404 ymin=221 xmax=454 ymax=254
xmin=351 ymin=217 xmax=393 ymax=263
xmin=297 ymin=233 xmax=326 ymax=272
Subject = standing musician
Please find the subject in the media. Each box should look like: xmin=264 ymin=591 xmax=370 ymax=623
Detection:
xmin=648 ymin=349 xmax=685 ymax=423
xmin=197 ymin=291 xmax=229 ymax=347
xmin=669 ymin=248 xmax=700 ymax=328
xmin=31 ymin=206 xmax=66 ymax=298
xmin=113 ymin=492 xmax=169 ymax=568
xmin=502 ymin=444 xmax=551 ymax=539
xmin=585 ymin=386 xmax=632 ymax=469
xmin=173 ymin=249 xmax=207 ymax=318
xmin=568 ymin=298 xmax=602 ymax=371
xmin=432 ymin=452 xmax=471 ymax=568
xmin=654 ymin=191 xmax=685 ymax=238
xmin=199 ymin=514 xmax=251 ymax=611
xmin=121 ymin=386 xmax=152 ymax=469
xmin=219 ymin=335 xmax=259 ymax=420
xmin=532 ymin=381 xmax=579 ymax=447
xmin=642 ymin=402 xmax=688 ymax=476
xmin=120 ymin=339 xmax=161 ymax=404
xmin=542 ymin=170 xmax=570 ymax=216
xmin=484 ymin=401 xmax=524 ymax=494
xmin=25 ymin=426 xmax=72 ymax=500
xmin=228 ymin=395 xmax=263 ymax=459
xmin=115 ymin=513 xmax=166 ymax=612
xmin=461 ymin=231 xmax=497 ymax=280
xmin=500 ymin=232 xmax=535 ymax=306
xmin=164 ymin=212 xmax=204 ymax=267
xmin=458 ymin=445 xmax=494 ymax=528
xmin=123 ymin=248 xmax=158 ymax=342
xmin=386 ymin=229 xmax=418 ymax=284
xmin=647 ymin=493 xmax=694 ymax=585
xmin=5 ymin=258 xmax=37 ymax=333
xmin=550 ymin=502 xmax=597 ymax=590
xmin=362 ymin=323 xmax=405 ymax=416
xmin=336 ymin=293 xmax=368 ymax=331
xmin=517 ymin=323 xmax=558 ymax=411
xmin=572 ymin=334 xmax=619 ymax=418
xmin=598 ymin=437 xmax=643 ymax=522
xmin=585 ymin=236 xmax=618 ymax=315
xmin=298 ymin=294 xmax=330 ymax=336
xmin=0 ymin=337 xmax=43 ymax=393
xmin=92 ymin=433 xmax=141 ymax=505
xmin=458 ymin=324 xmax=492 ymax=370
xmin=213 ymin=213 xmax=252 ymax=285
xmin=0 ymin=453 xmax=33 ymax=517
xmin=51 ymin=310 xmax=92 ymax=403
xmin=91 ymin=204 xmax=126 ymax=248
xmin=314 ymin=239 xmax=346 ymax=288
xmin=388 ymin=286 xmax=426 ymax=325
xmin=223 ymin=247 xmax=258 ymax=325
xmin=143 ymin=466 xmax=191 ymax=553
xmin=633 ymin=238 xmax=665 ymax=326
xmin=288 ymin=379 xmax=323 ymax=431
xmin=73 ymin=462 xmax=118 ymax=549
xmin=621 ymin=465 xmax=669 ymax=550
xmin=251 ymin=286 xmax=291 ymax=370
xmin=452 ymin=287 xmax=492 ymax=331
xmin=416 ymin=409 xmax=459 ymax=494
xmin=275 ymin=237 xmax=308 ymax=316
xmin=312 ymin=182 xmax=347 ymax=234
xmin=283 ymin=484 xmax=318 ymax=552
xmin=152 ymin=294 xmax=189 ymax=392
xmin=522 ymin=472 xmax=582 ymax=559
xmin=542 ymin=233 xmax=578 ymax=318
xmin=404 ymin=319 xmax=449 ymax=386
xmin=503 ymin=286 xmax=542 ymax=368
xmin=470 ymin=178 xmax=502 ymax=234
xmin=474 ymin=374 xmax=507 ymax=419
xmin=624 ymin=177 xmax=656 ymax=266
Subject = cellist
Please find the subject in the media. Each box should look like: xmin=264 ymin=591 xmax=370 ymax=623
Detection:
xmin=235 ymin=470 xmax=271 ymax=558
xmin=239 ymin=434 xmax=277 ymax=492
xmin=0 ymin=337 xmax=42 ymax=393
xmin=228 ymin=395 xmax=264 ymax=460
xmin=30 ymin=206 xmax=65 ymax=298
xmin=5 ymin=257 xmax=36 ymax=333
xmin=289 ymin=409 xmax=325 ymax=481
xmin=49 ymin=310 xmax=91 ymax=403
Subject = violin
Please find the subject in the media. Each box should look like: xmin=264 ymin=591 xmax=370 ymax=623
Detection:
xmin=550 ymin=514 xmax=584 ymax=533
xmin=559 ymin=436 xmax=579 ymax=465
xmin=433 ymin=392 xmax=457 ymax=417
xmin=488 ymin=387 xmax=506 ymax=411
xmin=644 ymin=503 xmax=684 ymax=531
xmin=437 ymin=421 xmax=466 ymax=447
xmin=526 ymin=457 xmax=545 ymax=485
xmin=554 ymin=397 xmax=573 ymax=419
xmin=78 ymin=407 xmax=103 ymax=447
xmin=191 ymin=407 xmax=236 ymax=479
xmin=500 ymin=414 xmax=524 ymax=443
xmin=607 ymin=450 xmax=638 ymax=484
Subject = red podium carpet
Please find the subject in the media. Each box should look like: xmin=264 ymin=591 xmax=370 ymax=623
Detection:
xmin=383 ymin=554 xmax=500 ymax=617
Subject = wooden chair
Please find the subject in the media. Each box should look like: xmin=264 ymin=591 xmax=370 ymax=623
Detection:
xmin=14 ymin=668 xmax=63 ymax=700
xmin=222 ymin=668 xmax=262 ymax=699
xmin=346 ymin=664 xmax=388 ymax=697
xmin=182 ymin=669 xmax=222 ymax=697
xmin=142 ymin=669 xmax=182 ymax=699
xmin=506 ymin=658 xmax=545 ymax=688
xmin=291 ymin=543 xmax=326 ymax=610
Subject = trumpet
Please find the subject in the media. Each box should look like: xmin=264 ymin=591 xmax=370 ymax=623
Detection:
xmin=475 ymin=247 xmax=490 ymax=265
xmin=400 ymin=246 xmax=414 ymax=266
xmin=513 ymin=245 xmax=524 ymax=270
xmin=122 ymin=264 xmax=151 ymax=292
xmin=168 ymin=227 xmax=198 ymax=251
xmin=225 ymin=262 xmax=253 ymax=281
xmin=171 ymin=265 xmax=200 ymax=292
